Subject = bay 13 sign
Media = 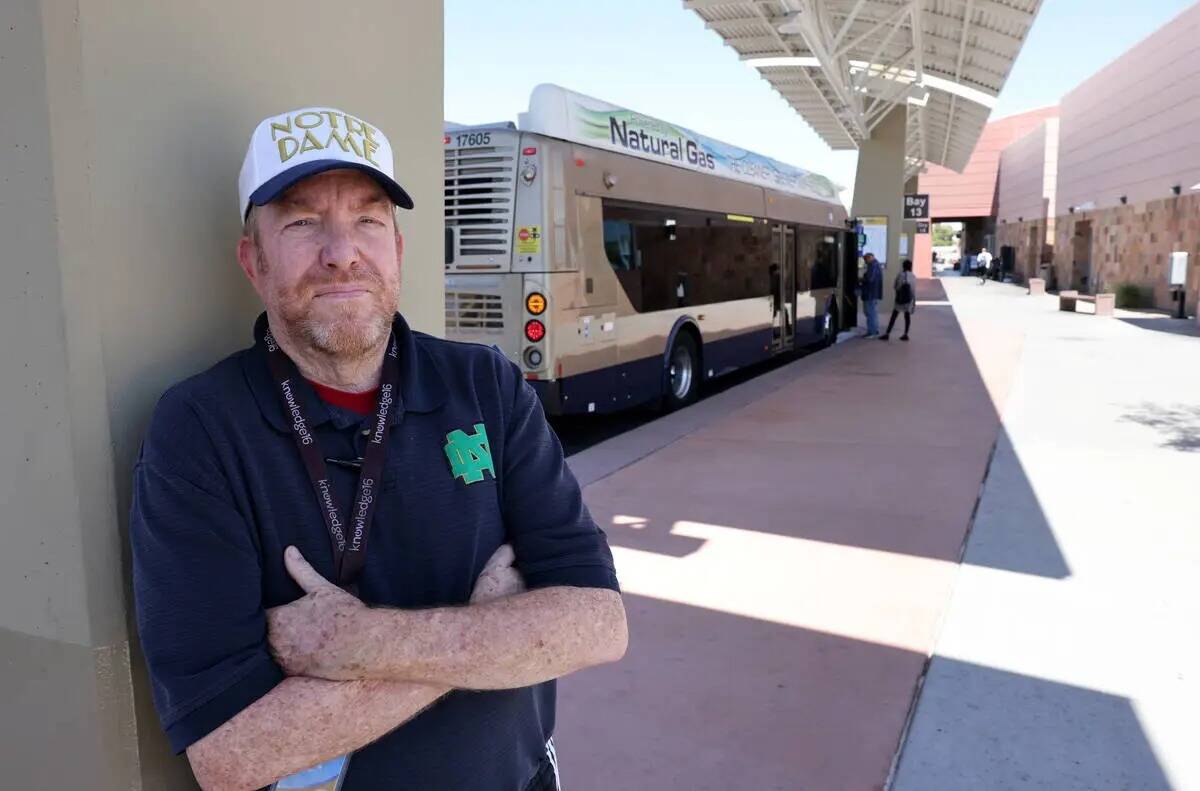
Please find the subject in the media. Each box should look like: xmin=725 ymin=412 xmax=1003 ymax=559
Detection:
xmin=904 ymin=194 xmax=929 ymax=220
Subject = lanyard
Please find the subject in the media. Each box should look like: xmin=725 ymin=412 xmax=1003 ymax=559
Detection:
xmin=261 ymin=323 xmax=400 ymax=589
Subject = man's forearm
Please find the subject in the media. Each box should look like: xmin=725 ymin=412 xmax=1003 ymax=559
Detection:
xmin=187 ymin=676 xmax=446 ymax=791
xmin=358 ymin=586 xmax=627 ymax=689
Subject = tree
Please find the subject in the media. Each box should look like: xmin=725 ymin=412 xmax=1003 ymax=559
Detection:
xmin=931 ymin=223 xmax=956 ymax=247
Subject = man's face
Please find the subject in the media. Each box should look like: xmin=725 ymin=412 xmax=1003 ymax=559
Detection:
xmin=238 ymin=169 xmax=403 ymax=357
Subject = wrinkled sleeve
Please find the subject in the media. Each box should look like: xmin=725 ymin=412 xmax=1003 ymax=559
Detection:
xmin=497 ymin=361 xmax=619 ymax=592
xmin=130 ymin=394 xmax=282 ymax=754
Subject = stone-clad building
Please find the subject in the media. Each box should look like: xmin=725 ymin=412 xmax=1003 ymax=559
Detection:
xmin=995 ymin=2 xmax=1200 ymax=311
xmin=995 ymin=115 xmax=1059 ymax=283
xmin=919 ymin=3 xmax=1199 ymax=315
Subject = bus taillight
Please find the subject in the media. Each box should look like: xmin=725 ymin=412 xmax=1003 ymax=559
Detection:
xmin=525 ymin=292 xmax=547 ymax=315
xmin=524 ymin=320 xmax=546 ymax=343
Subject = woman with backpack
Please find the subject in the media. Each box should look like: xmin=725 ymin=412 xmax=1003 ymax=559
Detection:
xmin=881 ymin=259 xmax=917 ymax=341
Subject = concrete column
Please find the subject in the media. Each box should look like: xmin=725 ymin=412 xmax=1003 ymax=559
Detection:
xmin=1 ymin=2 xmax=443 ymax=788
xmin=851 ymin=106 xmax=908 ymax=316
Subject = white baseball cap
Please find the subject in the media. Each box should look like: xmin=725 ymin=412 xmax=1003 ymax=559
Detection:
xmin=238 ymin=106 xmax=414 ymax=220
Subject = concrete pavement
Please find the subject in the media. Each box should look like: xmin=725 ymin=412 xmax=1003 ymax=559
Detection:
xmin=554 ymin=276 xmax=1200 ymax=789
xmin=557 ymin=278 xmax=1001 ymax=790
xmin=892 ymin=279 xmax=1200 ymax=790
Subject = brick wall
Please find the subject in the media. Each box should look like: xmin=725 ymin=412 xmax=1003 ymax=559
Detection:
xmin=1046 ymin=194 xmax=1200 ymax=309
xmin=997 ymin=218 xmax=1052 ymax=283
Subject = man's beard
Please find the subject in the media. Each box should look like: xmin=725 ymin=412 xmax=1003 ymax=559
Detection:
xmin=274 ymin=269 xmax=399 ymax=357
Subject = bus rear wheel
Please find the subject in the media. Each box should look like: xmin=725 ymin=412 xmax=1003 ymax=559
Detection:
xmin=664 ymin=333 xmax=699 ymax=411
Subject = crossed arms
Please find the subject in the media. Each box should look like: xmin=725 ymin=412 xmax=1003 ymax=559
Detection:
xmin=186 ymin=546 xmax=627 ymax=791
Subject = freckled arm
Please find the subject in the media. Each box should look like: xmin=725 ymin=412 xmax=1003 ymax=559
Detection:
xmin=186 ymin=677 xmax=446 ymax=791
xmin=351 ymin=586 xmax=628 ymax=689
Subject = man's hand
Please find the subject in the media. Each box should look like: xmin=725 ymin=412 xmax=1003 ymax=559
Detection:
xmin=268 ymin=544 xmax=526 ymax=680
xmin=470 ymin=543 xmax=525 ymax=604
xmin=266 ymin=547 xmax=371 ymax=679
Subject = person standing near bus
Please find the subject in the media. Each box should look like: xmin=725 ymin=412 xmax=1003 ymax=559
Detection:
xmin=860 ymin=253 xmax=884 ymax=336
xmin=129 ymin=106 xmax=627 ymax=791
xmin=880 ymin=259 xmax=917 ymax=342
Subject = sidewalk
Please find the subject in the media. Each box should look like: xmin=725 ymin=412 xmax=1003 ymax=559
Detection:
xmin=557 ymin=278 xmax=1003 ymax=790
xmin=554 ymin=277 xmax=1200 ymax=789
xmin=892 ymin=279 xmax=1200 ymax=790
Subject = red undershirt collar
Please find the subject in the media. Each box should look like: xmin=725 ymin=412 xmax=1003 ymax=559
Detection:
xmin=306 ymin=379 xmax=379 ymax=417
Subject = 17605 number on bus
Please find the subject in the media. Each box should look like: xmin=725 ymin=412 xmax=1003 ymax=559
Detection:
xmin=454 ymin=132 xmax=492 ymax=147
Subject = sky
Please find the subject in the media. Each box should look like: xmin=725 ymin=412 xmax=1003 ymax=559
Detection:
xmin=445 ymin=0 xmax=1197 ymax=206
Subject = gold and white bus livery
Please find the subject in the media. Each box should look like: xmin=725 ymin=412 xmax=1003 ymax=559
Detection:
xmin=444 ymin=84 xmax=855 ymax=415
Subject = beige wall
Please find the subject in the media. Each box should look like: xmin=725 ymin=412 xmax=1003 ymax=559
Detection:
xmin=920 ymin=107 xmax=1058 ymax=219
xmin=0 ymin=1 xmax=443 ymax=788
xmin=1056 ymin=3 xmax=1200 ymax=215
xmin=997 ymin=121 xmax=1051 ymax=225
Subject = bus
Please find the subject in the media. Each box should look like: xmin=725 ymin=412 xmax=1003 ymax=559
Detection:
xmin=444 ymin=84 xmax=857 ymax=415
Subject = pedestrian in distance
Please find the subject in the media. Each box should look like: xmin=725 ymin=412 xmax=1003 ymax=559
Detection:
xmin=977 ymin=247 xmax=993 ymax=284
xmin=860 ymin=252 xmax=884 ymax=336
xmin=881 ymin=259 xmax=917 ymax=342
xmin=129 ymin=105 xmax=627 ymax=791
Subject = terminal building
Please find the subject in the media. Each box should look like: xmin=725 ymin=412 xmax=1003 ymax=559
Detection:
xmin=921 ymin=2 xmax=1200 ymax=312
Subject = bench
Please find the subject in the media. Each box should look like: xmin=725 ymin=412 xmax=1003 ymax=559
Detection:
xmin=1059 ymin=290 xmax=1115 ymax=317
xmin=1028 ymin=278 xmax=1046 ymax=296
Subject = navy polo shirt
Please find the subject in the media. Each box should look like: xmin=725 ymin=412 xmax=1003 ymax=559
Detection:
xmin=130 ymin=313 xmax=619 ymax=790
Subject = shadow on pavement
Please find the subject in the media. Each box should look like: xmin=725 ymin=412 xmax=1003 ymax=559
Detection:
xmin=559 ymin=596 xmax=1171 ymax=791
xmin=893 ymin=658 xmax=1173 ymax=791
xmin=1120 ymin=401 xmax=1200 ymax=452
xmin=1118 ymin=317 xmax=1200 ymax=338
xmin=557 ymin=594 xmax=924 ymax=791
xmin=960 ymin=430 xmax=1071 ymax=578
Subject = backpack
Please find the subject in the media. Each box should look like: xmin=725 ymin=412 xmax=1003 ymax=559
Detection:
xmin=896 ymin=275 xmax=913 ymax=304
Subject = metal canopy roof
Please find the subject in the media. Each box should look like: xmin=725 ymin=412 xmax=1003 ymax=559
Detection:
xmin=685 ymin=0 xmax=1043 ymax=176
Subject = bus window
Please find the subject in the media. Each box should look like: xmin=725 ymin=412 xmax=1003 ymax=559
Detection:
xmin=796 ymin=228 xmax=839 ymax=291
xmin=813 ymin=233 xmax=839 ymax=289
xmin=602 ymin=201 xmax=774 ymax=311
xmin=603 ymin=217 xmax=644 ymax=311
xmin=603 ymin=220 xmax=638 ymax=272
xmin=704 ymin=219 xmax=773 ymax=304
xmin=796 ymin=228 xmax=816 ymax=292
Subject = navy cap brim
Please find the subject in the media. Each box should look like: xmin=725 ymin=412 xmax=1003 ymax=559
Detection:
xmin=246 ymin=159 xmax=415 ymax=218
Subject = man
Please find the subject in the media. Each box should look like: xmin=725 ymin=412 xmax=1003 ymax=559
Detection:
xmin=977 ymin=247 xmax=994 ymax=284
xmin=860 ymin=253 xmax=884 ymax=336
xmin=130 ymin=106 xmax=627 ymax=791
